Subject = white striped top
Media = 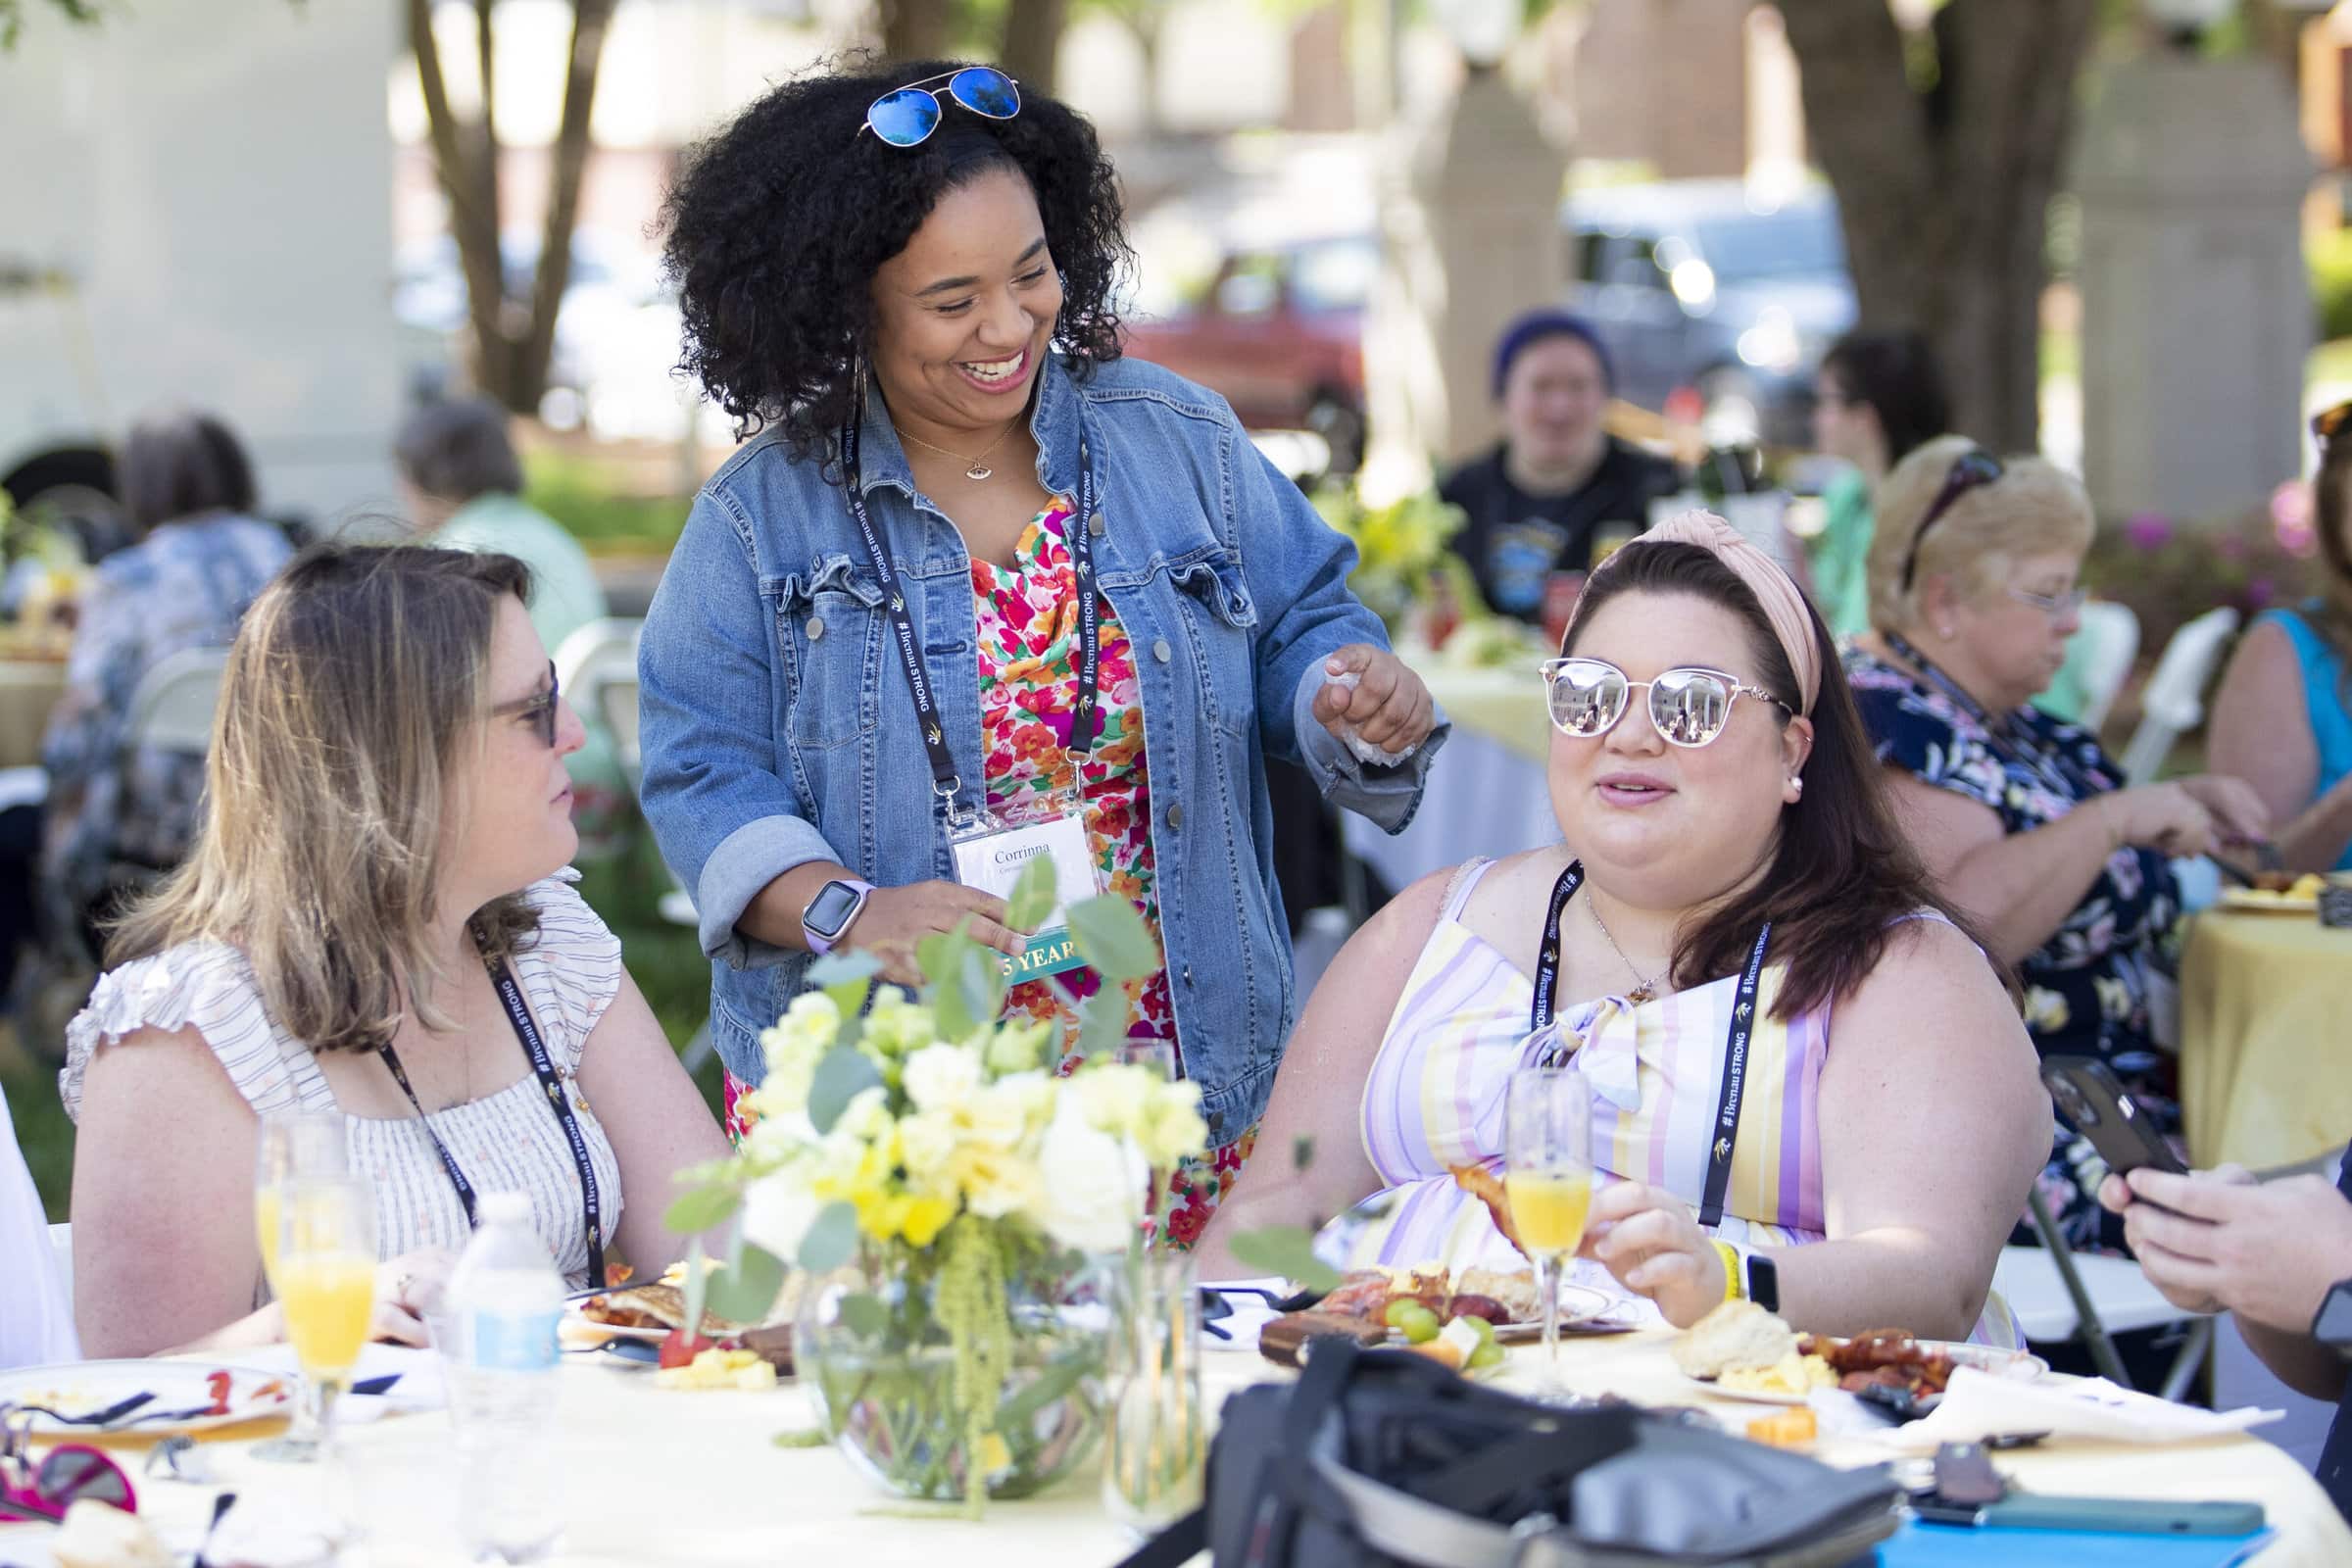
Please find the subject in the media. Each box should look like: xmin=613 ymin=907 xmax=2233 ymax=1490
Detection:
xmin=60 ymin=875 xmax=626 ymax=1291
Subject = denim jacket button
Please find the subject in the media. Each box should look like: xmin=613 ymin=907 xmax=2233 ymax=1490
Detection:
xmin=1167 ymin=804 xmax=1184 ymax=829
xmin=1089 ymin=512 xmax=1105 ymax=538
xmin=1152 ymin=638 xmax=1171 ymax=664
xmin=1183 ymin=965 xmax=1195 ymax=986
xmin=806 ymin=615 xmax=825 ymax=641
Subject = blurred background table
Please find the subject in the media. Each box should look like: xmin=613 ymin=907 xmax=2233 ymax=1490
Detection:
xmin=0 ymin=657 xmax=66 ymax=770
xmin=2180 ymin=908 xmax=2352 ymax=1172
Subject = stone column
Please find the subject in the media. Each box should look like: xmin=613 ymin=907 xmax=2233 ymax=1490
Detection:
xmin=2076 ymin=53 xmax=2313 ymax=520
xmin=1367 ymin=64 xmax=1565 ymax=475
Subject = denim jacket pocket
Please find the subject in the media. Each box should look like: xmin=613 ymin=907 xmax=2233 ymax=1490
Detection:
xmin=1166 ymin=549 xmax=1259 ymax=740
xmin=768 ymin=554 xmax=884 ymax=754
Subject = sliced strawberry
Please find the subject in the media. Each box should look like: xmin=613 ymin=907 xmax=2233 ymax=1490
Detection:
xmin=657 ymin=1329 xmax=715 ymax=1370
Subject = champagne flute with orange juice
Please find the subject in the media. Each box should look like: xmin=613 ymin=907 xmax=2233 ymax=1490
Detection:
xmin=1504 ymin=1066 xmax=1593 ymax=1388
xmin=258 ymin=1177 xmax=376 ymax=1464
xmin=254 ymin=1112 xmax=347 ymax=1292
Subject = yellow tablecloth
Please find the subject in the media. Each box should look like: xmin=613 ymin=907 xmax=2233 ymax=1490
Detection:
xmin=2181 ymin=908 xmax=2352 ymax=1171
xmin=7 ymin=1331 xmax=2345 ymax=1566
xmin=1417 ymin=659 xmax=1549 ymax=765
xmin=0 ymin=658 xmax=64 ymax=770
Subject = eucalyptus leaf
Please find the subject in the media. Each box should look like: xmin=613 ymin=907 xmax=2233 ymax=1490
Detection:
xmin=808 ymin=951 xmax=881 ymax=1016
xmin=707 ymin=1241 xmax=789 ymax=1325
xmin=958 ymin=944 xmax=1003 ymax=1032
xmin=662 ymin=1183 xmax=742 ymax=1237
xmin=1066 ymin=894 xmax=1157 ymax=983
xmin=837 ymin=1291 xmax=889 ymax=1341
xmin=1071 ymin=989 xmax=1128 ymax=1063
xmin=1226 ymin=1224 xmax=1343 ymax=1295
xmin=798 ymin=1200 xmax=859 ymax=1274
xmin=925 ymin=920 xmax=980 ymax=1039
xmin=1006 ymin=853 xmax=1058 ymax=934
xmin=808 ymin=1046 xmax=884 ymax=1135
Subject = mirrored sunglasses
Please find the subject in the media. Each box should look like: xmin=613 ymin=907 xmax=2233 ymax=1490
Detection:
xmin=1541 ymin=657 xmax=1790 ymax=749
xmin=862 ymin=68 xmax=1021 ymax=148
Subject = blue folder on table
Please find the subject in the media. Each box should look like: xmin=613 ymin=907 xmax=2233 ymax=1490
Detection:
xmin=1878 ymin=1520 xmax=2277 ymax=1567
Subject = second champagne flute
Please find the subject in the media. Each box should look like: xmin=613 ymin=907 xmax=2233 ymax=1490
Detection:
xmin=258 ymin=1177 xmax=377 ymax=1465
xmin=253 ymin=1111 xmax=348 ymax=1294
xmin=1503 ymin=1065 xmax=1593 ymax=1391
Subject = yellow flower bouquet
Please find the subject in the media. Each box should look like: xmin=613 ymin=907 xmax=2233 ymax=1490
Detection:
xmin=664 ymin=859 xmax=1208 ymax=1515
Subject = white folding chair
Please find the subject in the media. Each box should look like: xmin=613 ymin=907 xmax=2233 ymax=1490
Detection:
xmin=2067 ymin=600 xmax=2140 ymax=733
xmin=2119 ymin=607 xmax=2240 ymax=785
xmin=123 ymin=647 xmax=230 ymax=755
xmin=1994 ymin=1187 xmax=2212 ymax=1398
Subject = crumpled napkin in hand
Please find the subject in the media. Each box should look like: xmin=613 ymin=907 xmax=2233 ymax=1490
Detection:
xmin=1320 ymin=669 xmax=1421 ymax=767
xmin=1871 ymin=1365 xmax=2282 ymax=1451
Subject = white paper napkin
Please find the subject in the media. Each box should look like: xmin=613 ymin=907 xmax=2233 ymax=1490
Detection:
xmin=1872 ymin=1365 xmax=2283 ymax=1451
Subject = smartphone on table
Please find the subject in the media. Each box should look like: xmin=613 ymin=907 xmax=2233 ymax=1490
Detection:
xmin=2039 ymin=1055 xmax=2187 ymax=1179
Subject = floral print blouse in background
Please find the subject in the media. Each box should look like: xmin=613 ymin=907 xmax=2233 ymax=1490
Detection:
xmin=39 ymin=514 xmax=291 ymax=953
xmin=1844 ymin=646 xmax=2182 ymax=1253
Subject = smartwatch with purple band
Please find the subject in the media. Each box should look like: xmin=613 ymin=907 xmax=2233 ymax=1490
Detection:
xmin=801 ymin=878 xmax=874 ymax=956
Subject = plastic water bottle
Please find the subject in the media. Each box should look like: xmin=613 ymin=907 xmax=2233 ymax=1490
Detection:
xmin=443 ymin=1191 xmax=564 ymax=1562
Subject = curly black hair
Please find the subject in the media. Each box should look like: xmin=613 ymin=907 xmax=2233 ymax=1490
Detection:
xmin=662 ymin=55 xmax=1132 ymax=460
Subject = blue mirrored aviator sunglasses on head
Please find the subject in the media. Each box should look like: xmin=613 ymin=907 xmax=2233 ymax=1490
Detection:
xmin=862 ymin=68 xmax=1021 ymax=147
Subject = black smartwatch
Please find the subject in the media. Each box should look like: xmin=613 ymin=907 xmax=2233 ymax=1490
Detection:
xmin=1743 ymin=1250 xmax=1781 ymax=1314
xmin=801 ymin=879 xmax=873 ymax=956
xmin=2312 ymin=1278 xmax=2352 ymax=1348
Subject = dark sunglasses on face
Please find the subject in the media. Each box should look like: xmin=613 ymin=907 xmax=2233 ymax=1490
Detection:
xmin=861 ymin=68 xmax=1021 ymax=148
xmin=492 ymin=661 xmax=561 ymax=749
xmin=0 ymin=1407 xmax=136 ymax=1523
xmin=1898 ymin=448 xmax=2004 ymax=593
xmin=1540 ymin=657 xmax=1790 ymax=749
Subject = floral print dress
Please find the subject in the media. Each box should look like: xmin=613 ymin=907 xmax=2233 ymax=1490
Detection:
xmin=971 ymin=500 xmax=1253 ymax=1248
xmin=1845 ymin=646 xmax=2182 ymax=1253
xmin=721 ymin=500 xmax=1256 ymax=1247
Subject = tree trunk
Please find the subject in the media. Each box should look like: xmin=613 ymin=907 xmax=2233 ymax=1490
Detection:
xmin=879 ymin=0 xmax=951 ymax=64
xmin=410 ymin=0 xmax=514 ymax=408
xmin=516 ymin=0 xmax=615 ymax=411
xmin=1000 ymin=0 xmax=1069 ymax=97
xmin=1779 ymin=0 xmax=2098 ymax=454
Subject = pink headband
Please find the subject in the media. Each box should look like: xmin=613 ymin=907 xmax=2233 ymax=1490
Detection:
xmin=1584 ymin=509 xmax=1821 ymax=715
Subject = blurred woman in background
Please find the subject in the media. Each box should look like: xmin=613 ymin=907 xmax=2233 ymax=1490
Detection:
xmin=1806 ymin=330 xmax=1949 ymax=640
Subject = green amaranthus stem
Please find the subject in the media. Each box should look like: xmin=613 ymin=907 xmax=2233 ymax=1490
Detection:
xmin=935 ymin=1219 xmax=1011 ymax=1519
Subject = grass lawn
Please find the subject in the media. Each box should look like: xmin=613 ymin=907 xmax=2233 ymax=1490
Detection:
xmin=3 ymin=815 xmax=723 ymax=1225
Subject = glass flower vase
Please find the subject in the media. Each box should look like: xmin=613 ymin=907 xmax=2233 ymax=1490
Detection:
xmin=797 ymin=1237 xmax=1106 ymax=1506
xmin=1102 ymin=1247 xmax=1206 ymax=1535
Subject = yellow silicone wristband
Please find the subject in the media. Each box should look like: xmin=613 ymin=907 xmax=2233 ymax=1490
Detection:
xmin=1713 ymin=1239 xmax=1744 ymax=1302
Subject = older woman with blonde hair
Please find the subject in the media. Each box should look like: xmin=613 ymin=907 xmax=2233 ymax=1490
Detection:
xmin=1845 ymin=436 xmax=2268 ymax=1254
xmin=61 ymin=544 xmax=728 ymax=1357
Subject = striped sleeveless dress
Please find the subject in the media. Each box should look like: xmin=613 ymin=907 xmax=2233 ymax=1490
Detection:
xmin=1331 ymin=857 xmax=2018 ymax=1347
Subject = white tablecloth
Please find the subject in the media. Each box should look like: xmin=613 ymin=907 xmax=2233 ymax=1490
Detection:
xmin=8 ymin=1329 xmax=2348 ymax=1566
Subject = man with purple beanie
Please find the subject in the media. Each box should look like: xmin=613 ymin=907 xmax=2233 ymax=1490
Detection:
xmin=1438 ymin=311 xmax=1681 ymax=624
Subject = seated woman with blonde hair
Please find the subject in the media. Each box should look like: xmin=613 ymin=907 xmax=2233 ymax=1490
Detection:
xmin=1845 ymin=437 xmax=2267 ymax=1256
xmin=62 ymin=545 xmax=729 ymax=1357
xmin=1199 ymin=513 xmax=2050 ymax=1342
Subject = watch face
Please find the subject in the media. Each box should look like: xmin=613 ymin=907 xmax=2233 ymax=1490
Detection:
xmin=2317 ymin=1283 xmax=2352 ymax=1347
xmin=806 ymin=881 xmax=861 ymax=938
xmin=1746 ymin=1253 xmax=1780 ymax=1313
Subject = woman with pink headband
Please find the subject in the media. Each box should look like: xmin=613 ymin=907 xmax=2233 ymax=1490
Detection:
xmin=1200 ymin=512 xmax=2052 ymax=1344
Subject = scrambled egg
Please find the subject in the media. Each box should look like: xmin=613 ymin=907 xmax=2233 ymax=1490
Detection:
xmin=655 ymin=1348 xmax=778 ymax=1393
xmin=1719 ymin=1351 xmax=1835 ymax=1396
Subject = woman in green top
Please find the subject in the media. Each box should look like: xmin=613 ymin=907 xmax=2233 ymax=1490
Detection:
xmin=1809 ymin=331 xmax=1949 ymax=640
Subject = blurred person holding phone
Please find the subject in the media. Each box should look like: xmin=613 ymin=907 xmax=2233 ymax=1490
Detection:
xmin=1439 ymin=311 xmax=1681 ymax=625
xmin=1846 ymin=438 xmax=2270 ymax=1256
xmin=2100 ymin=1157 xmax=2352 ymax=1519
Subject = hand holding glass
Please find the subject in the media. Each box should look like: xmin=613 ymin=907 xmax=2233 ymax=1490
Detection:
xmin=1504 ymin=1066 xmax=1594 ymax=1386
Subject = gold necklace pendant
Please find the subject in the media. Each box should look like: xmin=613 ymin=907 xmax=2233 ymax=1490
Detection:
xmin=964 ymin=461 xmax=993 ymax=481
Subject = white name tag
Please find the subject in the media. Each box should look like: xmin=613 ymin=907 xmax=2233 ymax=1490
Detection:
xmin=951 ymin=811 xmax=1098 ymax=981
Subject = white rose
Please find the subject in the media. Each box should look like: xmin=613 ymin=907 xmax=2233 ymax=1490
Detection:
xmin=1074 ymin=1062 xmax=1153 ymax=1137
xmin=739 ymin=1171 xmax=822 ymax=1263
xmin=1136 ymin=1080 xmax=1209 ymax=1169
xmin=965 ymin=1078 xmax=1043 ymax=1150
xmin=1028 ymin=1097 xmax=1148 ymax=1253
xmin=896 ymin=1108 xmax=957 ymax=1183
xmin=903 ymin=1044 xmax=984 ymax=1113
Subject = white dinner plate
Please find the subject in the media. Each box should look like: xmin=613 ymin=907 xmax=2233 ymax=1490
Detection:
xmin=559 ymin=1298 xmax=668 ymax=1347
xmin=1686 ymin=1340 xmax=2050 ymax=1407
xmin=1490 ymin=1283 xmax=1625 ymax=1343
xmin=0 ymin=1359 xmax=294 ymax=1437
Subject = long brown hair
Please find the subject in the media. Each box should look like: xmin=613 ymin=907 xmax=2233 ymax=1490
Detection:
xmin=1564 ymin=540 xmax=1995 ymax=1018
xmin=110 ymin=544 xmax=542 ymax=1051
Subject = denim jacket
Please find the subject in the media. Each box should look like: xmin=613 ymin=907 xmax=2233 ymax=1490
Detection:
xmin=637 ymin=354 xmax=1447 ymax=1145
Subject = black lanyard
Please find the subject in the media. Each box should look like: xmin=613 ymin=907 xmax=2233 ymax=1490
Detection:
xmin=1528 ymin=858 xmax=1771 ymax=1229
xmin=375 ymin=944 xmax=606 ymax=1286
xmin=839 ymin=414 xmax=1102 ymax=821
xmin=1884 ymin=631 xmax=2102 ymax=801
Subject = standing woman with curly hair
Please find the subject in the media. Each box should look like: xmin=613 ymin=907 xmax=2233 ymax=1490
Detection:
xmin=639 ymin=60 xmax=1446 ymax=1243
